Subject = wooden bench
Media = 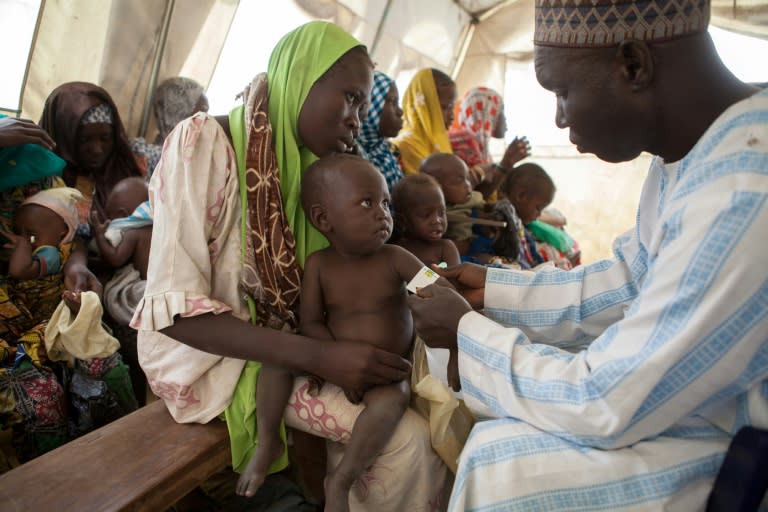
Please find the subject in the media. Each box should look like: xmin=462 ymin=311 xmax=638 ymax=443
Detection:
xmin=0 ymin=399 xmax=230 ymax=511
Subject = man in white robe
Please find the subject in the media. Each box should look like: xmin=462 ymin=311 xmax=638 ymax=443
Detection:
xmin=408 ymin=1 xmax=768 ymax=510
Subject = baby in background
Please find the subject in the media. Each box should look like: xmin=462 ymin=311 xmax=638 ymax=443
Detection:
xmin=392 ymin=173 xmax=460 ymax=268
xmin=391 ymin=172 xmax=461 ymax=391
xmin=419 ymin=152 xmax=484 ymax=257
xmin=1 ymin=187 xmax=83 ymax=346
xmin=496 ymin=162 xmax=558 ymax=269
xmin=91 ymin=176 xmax=152 ymax=280
xmin=91 ymin=176 xmax=152 ymax=326
xmin=237 ymin=154 xmax=434 ymax=511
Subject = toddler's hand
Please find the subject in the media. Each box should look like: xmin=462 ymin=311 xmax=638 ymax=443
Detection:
xmin=0 ymin=227 xmax=23 ymax=249
xmin=501 ymin=136 xmax=531 ymax=168
xmin=90 ymin=210 xmax=110 ymax=236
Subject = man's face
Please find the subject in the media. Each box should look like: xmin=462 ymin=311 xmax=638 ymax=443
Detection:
xmin=534 ymin=45 xmax=654 ymax=163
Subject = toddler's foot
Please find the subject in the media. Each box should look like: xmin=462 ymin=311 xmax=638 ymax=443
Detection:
xmin=236 ymin=435 xmax=283 ymax=497
xmin=323 ymin=472 xmax=352 ymax=512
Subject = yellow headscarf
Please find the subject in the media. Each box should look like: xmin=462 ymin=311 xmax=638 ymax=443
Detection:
xmin=393 ymin=68 xmax=453 ymax=174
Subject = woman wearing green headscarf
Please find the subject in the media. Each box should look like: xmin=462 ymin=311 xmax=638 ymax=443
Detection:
xmin=133 ymin=21 xmax=449 ymax=510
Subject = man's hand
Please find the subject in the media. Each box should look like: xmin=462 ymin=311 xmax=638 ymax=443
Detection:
xmin=407 ymin=284 xmax=472 ymax=350
xmin=0 ymin=117 xmax=55 ymax=150
xmin=431 ymin=262 xmax=487 ymax=309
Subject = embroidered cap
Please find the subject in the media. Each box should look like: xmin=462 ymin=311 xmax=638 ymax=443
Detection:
xmin=534 ymin=0 xmax=711 ymax=48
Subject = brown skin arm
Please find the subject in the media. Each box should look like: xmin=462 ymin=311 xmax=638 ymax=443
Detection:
xmin=2 ymin=230 xmax=41 ymax=280
xmin=91 ymin=211 xmax=139 ymax=269
xmin=0 ymin=117 xmax=55 ymax=150
xmin=431 ymin=262 xmax=487 ymax=309
xmin=161 ymin=313 xmax=411 ymax=391
xmin=475 ymin=136 xmax=532 ymax=199
xmin=407 ymin=284 xmax=472 ymax=351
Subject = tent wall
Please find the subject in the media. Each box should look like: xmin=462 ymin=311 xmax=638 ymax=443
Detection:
xmin=21 ymin=0 xmax=238 ymax=141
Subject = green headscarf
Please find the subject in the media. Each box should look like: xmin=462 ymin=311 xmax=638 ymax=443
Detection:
xmin=224 ymin=21 xmax=366 ymax=476
xmin=267 ymin=20 xmax=363 ymax=266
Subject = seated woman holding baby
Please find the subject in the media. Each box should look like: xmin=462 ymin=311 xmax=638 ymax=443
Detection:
xmin=132 ymin=21 xmax=449 ymax=510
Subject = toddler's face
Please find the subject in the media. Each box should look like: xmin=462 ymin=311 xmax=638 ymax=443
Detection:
xmin=324 ymin=163 xmax=393 ymax=254
xmin=514 ymin=188 xmax=554 ymax=225
xmin=14 ymin=205 xmax=68 ymax=249
xmin=437 ymin=158 xmax=473 ymax=205
xmin=402 ymin=184 xmax=447 ymax=242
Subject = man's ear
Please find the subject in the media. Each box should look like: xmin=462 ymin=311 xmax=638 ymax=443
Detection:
xmin=617 ymin=39 xmax=654 ymax=91
xmin=309 ymin=204 xmax=331 ymax=233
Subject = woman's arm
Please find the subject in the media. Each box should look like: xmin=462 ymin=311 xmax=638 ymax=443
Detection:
xmin=161 ymin=314 xmax=410 ymax=390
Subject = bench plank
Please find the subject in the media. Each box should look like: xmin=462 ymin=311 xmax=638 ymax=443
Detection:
xmin=0 ymin=400 xmax=230 ymax=512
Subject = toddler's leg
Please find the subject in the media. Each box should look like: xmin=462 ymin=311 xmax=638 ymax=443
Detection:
xmin=236 ymin=364 xmax=293 ymax=498
xmin=324 ymin=380 xmax=410 ymax=512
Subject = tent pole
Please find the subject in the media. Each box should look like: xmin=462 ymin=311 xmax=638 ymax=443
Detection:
xmin=15 ymin=0 xmax=47 ymax=118
xmin=451 ymin=19 xmax=476 ymax=79
xmin=138 ymin=0 xmax=175 ymax=138
xmin=370 ymin=0 xmax=393 ymax=57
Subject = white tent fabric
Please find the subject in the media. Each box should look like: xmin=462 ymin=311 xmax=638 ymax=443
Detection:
xmin=14 ymin=0 xmax=768 ymax=140
xmin=20 ymin=0 xmax=238 ymax=138
xmin=8 ymin=0 xmax=767 ymax=260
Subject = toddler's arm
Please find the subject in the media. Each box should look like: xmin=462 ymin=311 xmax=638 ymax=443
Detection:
xmin=2 ymin=229 xmax=40 ymax=280
xmin=91 ymin=211 xmax=137 ymax=268
xmin=440 ymin=239 xmax=461 ymax=267
xmin=298 ymin=252 xmax=334 ymax=342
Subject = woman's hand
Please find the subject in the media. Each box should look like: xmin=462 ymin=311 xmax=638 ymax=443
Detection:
xmin=500 ymin=136 xmax=531 ymax=169
xmin=63 ymin=260 xmax=103 ymax=300
xmin=431 ymin=262 xmax=487 ymax=309
xmin=407 ymin=284 xmax=472 ymax=350
xmin=0 ymin=117 xmax=55 ymax=150
xmin=311 ymin=340 xmax=412 ymax=391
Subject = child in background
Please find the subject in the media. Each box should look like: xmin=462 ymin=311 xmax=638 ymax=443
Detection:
xmin=391 ymin=173 xmax=461 ymax=391
xmin=237 ymin=154 xmax=429 ymax=511
xmin=392 ymin=173 xmax=460 ymax=268
xmin=1 ymin=187 xmax=83 ymax=324
xmin=91 ymin=176 xmax=152 ymax=403
xmin=91 ymin=176 xmax=152 ymax=282
xmin=419 ymin=152 xmax=484 ymax=256
xmin=497 ymin=162 xmax=572 ymax=269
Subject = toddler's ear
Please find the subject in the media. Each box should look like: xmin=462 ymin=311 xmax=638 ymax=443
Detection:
xmin=309 ymin=204 xmax=331 ymax=233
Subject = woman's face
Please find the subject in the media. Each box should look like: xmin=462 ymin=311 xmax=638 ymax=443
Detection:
xmin=378 ymin=83 xmax=403 ymax=138
xmin=436 ymin=82 xmax=457 ymax=129
xmin=298 ymin=48 xmax=374 ymax=156
xmin=76 ymin=123 xmax=114 ymax=174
